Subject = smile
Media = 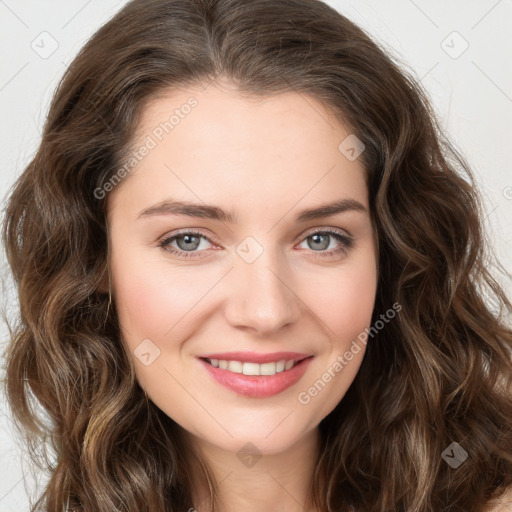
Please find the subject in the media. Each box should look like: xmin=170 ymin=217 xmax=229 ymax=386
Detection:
xmin=197 ymin=353 xmax=314 ymax=398
xmin=204 ymin=358 xmax=300 ymax=375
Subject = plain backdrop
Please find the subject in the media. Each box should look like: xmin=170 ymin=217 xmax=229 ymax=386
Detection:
xmin=1 ymin=1 xmax=511 ymax=510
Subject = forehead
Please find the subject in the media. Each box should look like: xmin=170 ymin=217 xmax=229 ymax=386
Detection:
xmin=108 ymin=82 xmax=369 ymax=217
xmin=136 ymin=82 xmax=350 ymax=153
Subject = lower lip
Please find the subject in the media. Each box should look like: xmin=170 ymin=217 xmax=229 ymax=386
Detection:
xmin=198 ymin=357 xmax=314 ymax=398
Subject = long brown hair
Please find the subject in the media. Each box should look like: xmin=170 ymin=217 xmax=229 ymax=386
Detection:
xmin=2 ymin=0 xmax=511 ymax=510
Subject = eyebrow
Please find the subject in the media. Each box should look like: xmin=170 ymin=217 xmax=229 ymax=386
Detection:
xmin=137 ymin=198 xmax=367 ymax=223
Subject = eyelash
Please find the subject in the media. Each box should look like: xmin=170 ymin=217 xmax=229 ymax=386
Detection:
xmin=157 ymin=228 xmax=353 ymax=260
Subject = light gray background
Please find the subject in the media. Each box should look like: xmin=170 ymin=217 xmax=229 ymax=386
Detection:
xmin=1 ymin=1 xmax=511 ymax=510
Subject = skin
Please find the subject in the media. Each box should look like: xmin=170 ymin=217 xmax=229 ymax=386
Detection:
xmin=106 ymin=78 xmax=378 ymax=512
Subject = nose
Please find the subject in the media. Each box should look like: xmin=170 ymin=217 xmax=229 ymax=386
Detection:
xmin=224 ymin=244 xmax=302 ymax=336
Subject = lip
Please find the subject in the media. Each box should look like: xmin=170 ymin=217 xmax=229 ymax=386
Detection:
xmin=196 ymin=351 xmax=311 ymax=364
xmin=198 ymin=355 xmax=314 ymax=398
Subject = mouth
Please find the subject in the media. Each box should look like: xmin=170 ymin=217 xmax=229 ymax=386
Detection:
xmin=200 ymin=356 xmax=306 ymax=376
xmin=197 ymin=353 xmax=314 ymax=398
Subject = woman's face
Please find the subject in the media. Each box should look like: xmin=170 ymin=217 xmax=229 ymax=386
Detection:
xmin=107 ymin=81 xmax=378 ymax=456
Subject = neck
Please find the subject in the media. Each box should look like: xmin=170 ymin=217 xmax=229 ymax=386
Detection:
xmin=187 ymin=427 xmax=321 ymax=512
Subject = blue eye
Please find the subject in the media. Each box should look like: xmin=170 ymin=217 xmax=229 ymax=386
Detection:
xmin=158 ymin=228 xmax=353 ymax=259
xmin=298 ymin=230 xmax=353 ymax=257
xmin=158 ymin=231 xmax=214 ymax=258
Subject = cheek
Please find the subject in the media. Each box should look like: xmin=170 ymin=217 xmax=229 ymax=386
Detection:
xmin=308 ymin=252 xmax=378 ymax=346
xmin=296 ymin=255 xmax=377 ymax=423
xmin=110 ymin=249 xmax=213 ymax=345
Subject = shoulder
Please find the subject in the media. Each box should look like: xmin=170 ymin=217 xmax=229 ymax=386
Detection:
xmin=483 ymin=486 xmax=512 ymax=512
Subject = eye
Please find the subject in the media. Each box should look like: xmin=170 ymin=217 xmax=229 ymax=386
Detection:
xmin=158 ymin=230 xmax=217 ymax=259
xmin=157 ymin=228 xmax=354 ymax=260
xmin=296 ymin=228 xmax=353 ymax=259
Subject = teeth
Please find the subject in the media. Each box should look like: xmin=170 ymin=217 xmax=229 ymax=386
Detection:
xmin=207 ymin=358 xmax=300 ymax=375
xmin=228 ymin=360 xmax=243 ymax=373
xmin=285 ymin=360 xmax=294 ymax=370
xmin=243 ymin=362 xmax=260 ymax=375
xmin=260 ymin=362 xmax=276 ymax=375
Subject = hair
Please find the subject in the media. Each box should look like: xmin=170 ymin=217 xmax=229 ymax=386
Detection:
xmin=2 ymin=0 xmax=511 ymax=510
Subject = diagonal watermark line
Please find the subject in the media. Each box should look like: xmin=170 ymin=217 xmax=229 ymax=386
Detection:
xmin=265 ymin=265 xmax=337 ymax=336
xmin=419 ymin=61 xmax=439 ymax=83
xmin=195 ymin=72 xmax=217 ymax=92
xmin=472 ymin=0 xmax=502 ymax=29
xmin=0 ymin=446 xmax=33 ymax=505
xmin=472 ymin=61 xmax=512 ymax=105
xmin=483 ymin=204 xmax=499 ymax=223
xmin=0 ymin=475 xmax=24 ymax=504
xmin=61 ymin=0 xmax=92 ymax=29
xmin=408 ymin=0 xmax=439 ymax=29
xmin=198 ymin=471 xmax=233 ymax=508
xmin=265 ymin=410 xmax=294 ymax=438
xmin=0 ymin=0 xmax=29 ymax=28
xmin=162 ymin=367 xmax=234 ymax=437
xmin=266 ymin=470 xmax=305 ymax=508
xmin=266 ymin=164 xmax=336 ymax=233
xmin=163 ymin=267 xmax=234 ymax=336
xmin=0 ymin=62 xmax=29 ymax=92
xmin=192 ymin=470 xmax=233 ymax=511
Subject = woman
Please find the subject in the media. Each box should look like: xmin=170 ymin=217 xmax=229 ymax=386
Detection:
xmin=2 ymin=0 xmax=511 ymax=510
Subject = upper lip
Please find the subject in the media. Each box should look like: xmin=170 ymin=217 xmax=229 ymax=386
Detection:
xmin=197 ymin=351 xmax=312 ymax=364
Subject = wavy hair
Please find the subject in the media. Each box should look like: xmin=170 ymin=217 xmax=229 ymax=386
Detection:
xmin=2 ymin=0 xmax=511 ymax=510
